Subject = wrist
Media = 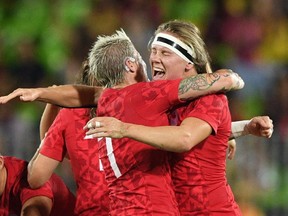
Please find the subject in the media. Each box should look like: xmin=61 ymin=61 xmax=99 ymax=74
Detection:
xmin=231 ymin=120 xmax=251 ymax=139
xmin=38 ymin=87 xmax=50 ymax=102
xmin=243 ymin=120 xmax=251 ymax=135
xmin=122 ymin=122 xmax=131 ymax=138
xmin=125 ymin=123 xmax=142 ymax=139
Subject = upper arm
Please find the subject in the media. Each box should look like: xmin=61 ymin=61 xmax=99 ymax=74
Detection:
xmin=77 ymin=85 xmax=102 ymax=107
xmin=21 ymin=196 xmax=52 ymax=216
xmin=28 ymin=154 xmax=59 ymax=189
xmin=42 ymin=85 xmax=100 ymax=107
xmin=180 ymin=117 xmax=212 ymax=149
xmin=39 ymin=104 xmax=61 ymax=140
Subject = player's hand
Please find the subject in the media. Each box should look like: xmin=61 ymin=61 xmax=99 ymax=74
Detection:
xmin=227 ymin=139 xmax=236 ymax=160
xmin=245 ymin=116 xmax=273 ymax=138
xmin=84 ymin=117 xmax=128 ymax=139
xmin=0 ymin=88 xmax=41 ymax=104
xmin=215 ymin=69 xmax=245 ymax=91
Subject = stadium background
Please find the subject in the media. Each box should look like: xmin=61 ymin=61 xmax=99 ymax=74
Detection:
xmin=0 ymin=0 xmax=287 ymax=215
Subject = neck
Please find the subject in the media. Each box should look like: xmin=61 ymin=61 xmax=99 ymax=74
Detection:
xmin=112 ymin=78 xmax=138 ymax=89
xmin=112 ymin=83 xmax=128 ymax=89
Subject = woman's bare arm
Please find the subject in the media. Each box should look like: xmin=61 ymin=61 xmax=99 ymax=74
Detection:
xmin=0 ymin=85 xmax=103 ymax=107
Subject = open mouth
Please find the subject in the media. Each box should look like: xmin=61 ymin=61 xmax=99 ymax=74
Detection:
xmin=153 ymin=68 xmax=165 ymax=80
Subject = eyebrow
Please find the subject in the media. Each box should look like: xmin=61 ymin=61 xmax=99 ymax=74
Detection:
xmin=152 ymin=46 xmax=172 ymax=52
xmin=156 ymin=36 xmax=193 ymax=61
xmin=151 ymin=33 xmax=195 ymax=63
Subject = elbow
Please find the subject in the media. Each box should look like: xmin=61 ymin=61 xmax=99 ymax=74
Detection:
xmin=27 ymin=169 xmax=44 ymax=189
xmin=27 ymin=174 xmax=43 ymax=189
xmin=176 ymin=133 xmax=195 ymax=153
xmin=28 ymin=178 xmax=39 ymax=189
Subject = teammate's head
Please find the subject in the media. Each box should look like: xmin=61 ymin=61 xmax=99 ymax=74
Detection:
xmin=88 ymin=29 xmax=148 ymax=87
xmin=149 ymin=20 xmax=211 ymax=81
xmin=75 ymin=60 xmax=101 ymax=87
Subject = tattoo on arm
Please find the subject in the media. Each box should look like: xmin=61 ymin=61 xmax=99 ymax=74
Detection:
xmin=178 ymin=72 xmax=233 ymax=101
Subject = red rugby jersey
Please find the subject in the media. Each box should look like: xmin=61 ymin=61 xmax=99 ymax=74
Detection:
xmin=0 ymin=156 xmax=75 ymax=216
xmin=170 ymin=94 xmax=241 ymax=216
xmin=41 ymin=108 xmax=109 ymax=215
xmin=97 ymin=80 xmax=183 ymax=216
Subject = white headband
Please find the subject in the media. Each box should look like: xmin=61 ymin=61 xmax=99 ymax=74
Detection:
xmin=151 ymin=33 xmax=196 ymax=63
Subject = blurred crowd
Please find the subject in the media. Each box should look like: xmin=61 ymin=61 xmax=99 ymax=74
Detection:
xmin=0 ymin=0 xmax=287 ymax=215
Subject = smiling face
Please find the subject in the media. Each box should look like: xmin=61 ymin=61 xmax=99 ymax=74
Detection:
xmin=149 ymin=32 xmax=197 ymax=81
xmin=150 ymin=20 xmax=212 ymax=80
xmin=150 ymin=45 xmax=188 ymax=80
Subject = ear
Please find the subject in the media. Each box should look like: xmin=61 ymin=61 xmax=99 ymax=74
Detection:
xmin=124 ymin=57 xmax=137 ymax=72
xmin=185 ymin=62 xmax=194 ymax=71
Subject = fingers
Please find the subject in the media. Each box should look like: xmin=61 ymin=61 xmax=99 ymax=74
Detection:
xmin=84 ymin=125 xmax=106 ymax=140
xmin=249 ymin=116 xmax=274 ymax=138
xmin=0 ymin=89 xmax=29 ymax=103
xmin=263 ymin=128 xmax=273 ymax=138
xmin=95 ymin=121 xmax=101 ymax=128
xmin=227 ymin=139 xmax=236 ymax=160
xmin=0 ymin=96 xmax=8 ymax=104
xmin=84 ymin=117 xmax=125 ymax=140
xmin=268 ymin=128 xmax=273 ymax=138
xmin=84 ymin=132 xmax=106 ymax=139
xmin=87 ymin=121 xmax=101 ymax=129
xmin=85 ymin=119 xmax=102 ymax=130
xmin=12 ymin=88 xmax=41 ymax=102
xmin=84 ymin=134 xmax=94 ymax=139
xmin=255 ymin=116 xmax=273 ymax=129
xmin=84 ymin=118 xmax=106 ymax=139
xmin=227 ymin=150 xmax=235 ymax=160
xmin=259 ymin=116 xmax=273 ymax=138
xmin=0 ymin=94 xmax=17 ymax=104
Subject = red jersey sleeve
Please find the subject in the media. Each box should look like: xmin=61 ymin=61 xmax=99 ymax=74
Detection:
xmin=184 ymin=94 xmax=228 ymax=134
xmin=49 ymin=174 xmax=76 ymax=215
xmin=40 ymin=109 xmax=67 ymax=161
xmin=20 ymin=180 xmax=54 ymax=204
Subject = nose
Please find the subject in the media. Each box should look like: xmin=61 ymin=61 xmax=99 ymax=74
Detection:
xmin=149 ymin=51 xmax=160 ymax=63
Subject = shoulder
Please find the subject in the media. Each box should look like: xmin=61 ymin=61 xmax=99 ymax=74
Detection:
xmin=200 ymin=93 xmax=227 ymax=99
xmin=188 ymin=94 xmax=228 ymax=111
xmin=128 ymin=80 xmax=180 ymax=90
xmin=196 ymin=93 xmax=228 ymax=103
xmin=4 ymin=157 xmax=27 ymax=172
xmin=145 ymin=80 xmax=180 ymax=88
xmin=56 ymin=108 xmax=90 ymax=126
xmin=60 ymin=107 xmax=90 ymax=117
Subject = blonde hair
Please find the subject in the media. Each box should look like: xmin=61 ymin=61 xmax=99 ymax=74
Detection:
xmin=152 ymin=20 xmax=211 ymax=74
xmin=88 ymin=29 xmax=137 ymax=87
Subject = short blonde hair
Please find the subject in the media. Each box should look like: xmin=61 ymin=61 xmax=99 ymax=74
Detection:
xmin=88 ymin=29 xmax=137 ymax=87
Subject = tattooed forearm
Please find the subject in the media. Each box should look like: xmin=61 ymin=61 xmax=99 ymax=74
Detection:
xmin=179 ymin=73 xmax=221 ymax=94
xmin=178 ymin=69 xmax=243 ymax=101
